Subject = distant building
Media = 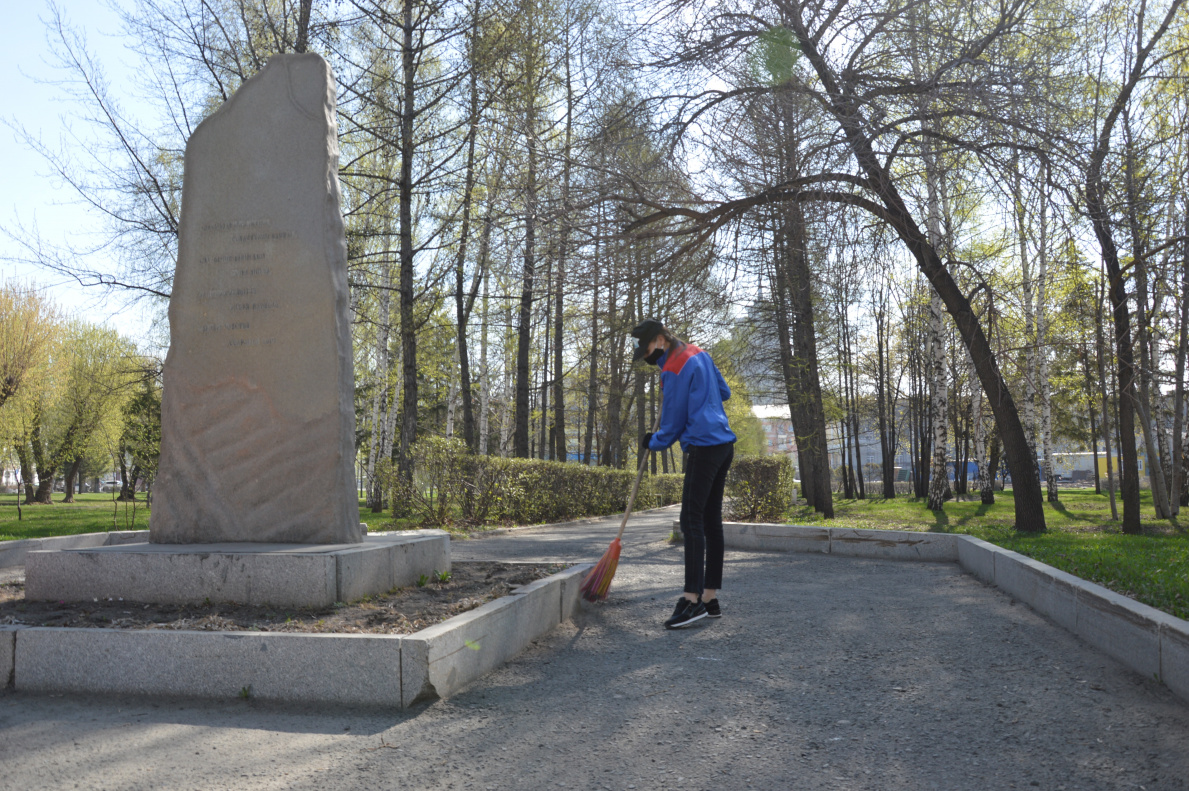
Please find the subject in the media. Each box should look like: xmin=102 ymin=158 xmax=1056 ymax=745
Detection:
xmin=751 ymin=404 xmax=797 ymax=457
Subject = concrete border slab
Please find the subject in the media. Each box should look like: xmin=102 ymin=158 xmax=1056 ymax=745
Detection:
xmin=955 ymin=535 xmax=996 ymax=584
xmin=1 ymin=625 xmax=18 ymax=688
xmin=9 ymin=563 xmax=585 ymax=707
xmin=991 ymin=549 xmax=1079 ymax=633
xmin=1073 ymin=584 xmax=1163 ymax=679
xmin=1161 ymin=620 xmax=1189 ymax=702
xmin=829 ymin=528 xmax=958 ymax=561
xmin=401 ymin=564 xmax=588 ymax=706
xmin=15 ymin=628 xmax=402 ymax=707
xmin=561 ymin=563 xmax=594 ymax=622
xmin=722 ymin=523 xmax=830 ymax=553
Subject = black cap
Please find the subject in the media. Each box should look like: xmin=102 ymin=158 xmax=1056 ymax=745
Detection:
xmin=630 ymin=318 xmax=665 ymax=361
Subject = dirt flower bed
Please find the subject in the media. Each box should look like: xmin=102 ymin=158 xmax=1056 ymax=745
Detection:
xmin=0 ymin=561 xmax=570 ymax=634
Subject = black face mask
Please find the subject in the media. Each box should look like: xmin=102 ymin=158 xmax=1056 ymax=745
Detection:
xmin=644 ymin=348 xmax=664 ymax=366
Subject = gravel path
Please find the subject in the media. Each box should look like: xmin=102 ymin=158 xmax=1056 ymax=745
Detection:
xmin=3 ymin=506 xmax=1188 ymax=790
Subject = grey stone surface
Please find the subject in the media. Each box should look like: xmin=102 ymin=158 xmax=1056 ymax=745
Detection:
xmin=390 ymin=531 xmax=452 ymax=590
xmin=954 ymin=534 xmax=996 ymax=583
xmin=152 ymin=52 xmax=358 ymax=545
xmin=723 ymin=523 xmax=957 ymax=560
xmin=24 ymin=532 xmax=448 ymax=607
xmin=1 ymin=625 xmax=17 ymax=687
xmin=829 ymin=527 xmax=957 ymax=561
xmin=1074 ymin=584 xmax=1163 ymax=679
xmin=14 ymin=628 xmax=402 ymax=707
xmin=402 ymin=572 xmax=562 ymax=706
xmin=559 ymin=563 xmax=593 ymax=622
xmin=722 ymin=522 xmax=830 ymax=553
xmin=991 ymin=548 xmax=1079 ymax=632
xmin=1163 ymin=619 xmax=1189 ymax=702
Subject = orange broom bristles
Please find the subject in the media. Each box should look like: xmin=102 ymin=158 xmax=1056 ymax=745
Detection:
xmin=579 ymin=537 xmax=622 ymax=602
xmin=579 ymin=401 xmax=660 ymax=604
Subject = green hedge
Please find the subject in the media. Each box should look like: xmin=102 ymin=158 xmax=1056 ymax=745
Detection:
xmin=726 ymin=455 xmax=794 ymax=522
xmin=385 ymin=437 xmax=683 ymax=527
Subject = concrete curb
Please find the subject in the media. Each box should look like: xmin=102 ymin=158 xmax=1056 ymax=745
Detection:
xmin=6 ymin=562 xmax=592 ymax=707
xmin=401 ymin=564 xmax=591 ymax=706
xmin=722 ymin=522 xmax=956 ymax=560
xmin=722 ymin=522 xmax=1189 ymax=705
xmin=477 ymin=505 xmax=680 ymax=537
xmin=0 ymin=531 xmax=149 ymax=570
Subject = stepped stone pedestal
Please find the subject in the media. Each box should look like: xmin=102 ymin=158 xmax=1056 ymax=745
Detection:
xmin=25 ymin=532 xmax=449 ymax=608
xmin=24 ymin=55 xmax=447 ymax=609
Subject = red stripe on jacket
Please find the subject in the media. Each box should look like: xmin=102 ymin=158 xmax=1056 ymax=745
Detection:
xmin=662 ymin=344 xmax=701 ymax=376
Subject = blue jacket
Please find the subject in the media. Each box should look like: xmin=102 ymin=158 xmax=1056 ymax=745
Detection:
xmin=648 ymin=344 xmax=736 ymax=453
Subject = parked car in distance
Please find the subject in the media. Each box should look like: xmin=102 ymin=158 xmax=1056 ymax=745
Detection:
xmin=100 ymin=480 xmax=122 ymax=493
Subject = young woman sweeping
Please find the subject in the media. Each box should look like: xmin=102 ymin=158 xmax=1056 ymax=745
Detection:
xmin=631 ymin=318 xmax=736 ymax=630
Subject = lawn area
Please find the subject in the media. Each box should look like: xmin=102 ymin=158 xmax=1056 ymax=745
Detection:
xmin=781 ymin=488 xmax=1189 ymax=620
xmin=0 ymin=493 xmax=397 ymax=542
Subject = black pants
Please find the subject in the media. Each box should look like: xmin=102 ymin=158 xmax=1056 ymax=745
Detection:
xmin=679 ymin=442 xmax=734 ymax=596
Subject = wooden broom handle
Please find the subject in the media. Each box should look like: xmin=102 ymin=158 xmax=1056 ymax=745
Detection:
xmin=616 ymin=406 xmax=664 ymax=541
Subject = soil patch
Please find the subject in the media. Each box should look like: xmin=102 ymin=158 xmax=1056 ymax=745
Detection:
xmin=0 ymin=561 xmax=569 ymax=634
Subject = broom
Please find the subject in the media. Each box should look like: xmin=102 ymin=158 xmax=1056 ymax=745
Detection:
xmin=579 ymin=408 xmax=663 ymax=602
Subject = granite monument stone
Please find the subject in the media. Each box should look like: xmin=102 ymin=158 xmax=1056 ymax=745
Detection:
xmin=151 ymin=53 xmax=360 ymax=544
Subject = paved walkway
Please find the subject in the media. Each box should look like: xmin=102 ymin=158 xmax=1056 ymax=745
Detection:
xmin=3 ymin=507 xmax=1189 ymax=790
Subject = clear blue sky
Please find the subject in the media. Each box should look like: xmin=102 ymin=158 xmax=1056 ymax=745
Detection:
xmin=0 ymin=0 xmax=156 ymax=344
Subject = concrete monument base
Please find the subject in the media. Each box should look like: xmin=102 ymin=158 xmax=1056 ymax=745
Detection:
xmin=24 ymin=531 xmax=449 ymax=608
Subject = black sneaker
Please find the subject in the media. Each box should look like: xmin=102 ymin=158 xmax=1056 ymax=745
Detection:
xmin=664 ymin=597 xmax=707 ymax=629
xmin=703 ymin=598 xmax=721 ymax=618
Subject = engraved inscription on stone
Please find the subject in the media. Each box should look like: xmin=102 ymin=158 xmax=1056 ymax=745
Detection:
xmin=151 ymin=53 xmax=360 ymax=545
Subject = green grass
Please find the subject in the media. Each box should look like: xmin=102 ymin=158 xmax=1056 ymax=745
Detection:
xmin=0 ymin=493 xmax=408 ymax=541
xmin=0 ymin=493 xmax=149 ymax=541
xmin=781 ymin=488 xmax=1189 ymax=620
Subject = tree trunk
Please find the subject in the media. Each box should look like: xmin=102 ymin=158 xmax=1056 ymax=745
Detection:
xmin=604 ymin=277 xmax=623 ymax=468
xmin=922 ymin=141 xmax=950 ymax=512
xmin=1173 ymin=193 xmax=1189 ymax=513
xmin=971 ymin=352 xmax=991 ymax=502
xmin=295 ymin=0 xmax=313 ymax=53
xmin=513 ymin=11 xmax=539 ymax=459
xmin=366 ymin=233 xmax=392 ymax=512
xmin=540 ymin=258 xmax=553 ymax=460
xmin=396 ymin=0 xmax=419 ymax=485
xmin=479 ymin=266 xmax=491 ymax=455
xmin=1096 ymin=265 xmax=1119 ymax=521
xmin=984 ymin=428 xmax=1000 ymax=504
xmin=61 ymin=458 xmax=81 ymax=504
xmin=1081 ymin=0 xmax=1186 ymax=532
xmin=1083 ymin=347 xmax=1101 ymax=495
xmin=784 ymin=201 xmax=832 ymax=516
xmin=16 ymin=441 xmax=35 ymax=505
xmin=583 ymin=229 xmax=599 ymax=465
xmin=454 ymin=35 xmax=481 ymax=451
xmin=1013 ymin=158 xmax=1039 ymax=464
xmin=554 ymin=22 xmax=573 ymax=464
xmin=771 ymin=214 xmax=812 ymax=506
xmin=117 ymin=446 xmax=134 ymax=501
xmin=876 ymin=297 xmax=895 ymax=498
xmin=1035 ymin=172 xmax=1057 ymax=504
xmin=845 ymin=315 xmax=865 ymax=499
xmin=1124 ymin=115 xmax=1171 ymax=519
